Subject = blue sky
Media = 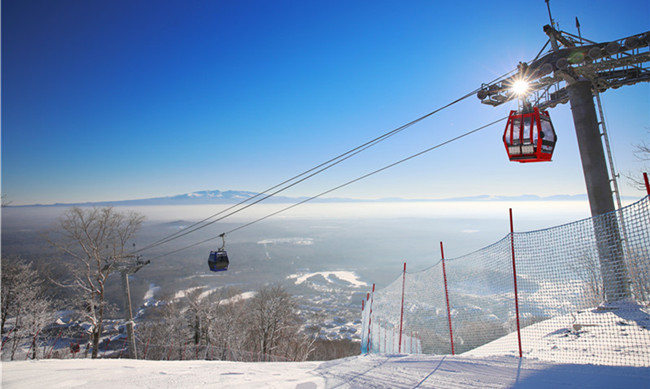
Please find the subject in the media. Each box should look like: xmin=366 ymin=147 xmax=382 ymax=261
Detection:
xmin=2 ymin=0 xmax=649 ymax=205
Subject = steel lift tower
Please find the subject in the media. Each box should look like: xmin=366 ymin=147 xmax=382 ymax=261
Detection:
xmin=115 ymin=256 xmax=150 ymax=359
xmin=477 ymin=21 xmax=650 ymax=302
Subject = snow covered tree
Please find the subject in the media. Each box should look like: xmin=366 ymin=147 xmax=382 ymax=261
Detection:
xmin=134 ymin=285 xmax=312 ymax=361
xmin=625 ymin=130 xmax=650 ymax=190
xmin=207 ymin=287 xmax=248 ymax=360
xmin=626 ymin=248 xmax=650 ymax=303
xmin=1 ymin=194 xmax=11 ymax=207
xmin=184 ymin=288 xmax=209 ymax=347
xmin=1 ymin=258 xmax=53 ymax=360
xmin=48 ymin=207 xmax=144 ymax=358
xmin=244 ymin=285 xmax=313 ymax=361
xmin=163 ymin=299 xmax=194 ymax=360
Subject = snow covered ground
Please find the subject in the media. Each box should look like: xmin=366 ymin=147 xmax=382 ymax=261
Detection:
xmin=287 ymin=271 xmax=368 ymax=288
xmin=2 ymin=354 xmax=649 ymax=388
xmin=4 ymin=298 xmax=649 ymax=388
xmin=465 ymin=300 xmax=650 ymax=367
xmin=3 ymin=300 xmax=650 ymax=387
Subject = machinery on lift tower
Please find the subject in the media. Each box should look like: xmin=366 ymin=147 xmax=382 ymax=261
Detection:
xmin=477 ymin=3 xmax=650 ymax=303
xmin=480 ymin=27 xmax=649 ymax=163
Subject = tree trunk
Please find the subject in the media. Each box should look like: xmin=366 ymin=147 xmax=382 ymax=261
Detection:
xmin=31 ymin=336 xmax=36 ymax=359
xmin=194 ymin=315 xmax=201 ymax=345
xmin=92 ymin=308 xmax=104 ymax=358
xmin=91 ymin=331 xmax=99 ymax=358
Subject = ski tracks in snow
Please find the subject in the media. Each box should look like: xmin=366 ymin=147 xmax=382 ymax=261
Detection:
xmin=315 ymin=354 xmax=650 ymax=389
xmin=3 ymin=354 xmax=649 ymax=388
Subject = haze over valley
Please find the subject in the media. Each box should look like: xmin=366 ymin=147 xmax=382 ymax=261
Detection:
xmin=2 ymin=190 xmax=598 ymax=343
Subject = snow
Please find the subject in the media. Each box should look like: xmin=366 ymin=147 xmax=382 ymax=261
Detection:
xmin=257 ymin=237 xmax=314 ymax=246
xmin=220 ymin=291 xmax=257 ymax=305
xmin=2 ymin=354 xmax=649 ymax=388
xmin=464 ymin=300 xmax=650 ymax=367
xmin=288 ymin=271 xmax=368 ymax=288
xmin=142 ymin=283 xmax=160 ymax=307
xmin=4 ymin=300 xmax=649 ymax=388
xmin=167 ymin=287 xmax=258 ymax=309
xmin=173 ymin=286 xmax=205 ymax=300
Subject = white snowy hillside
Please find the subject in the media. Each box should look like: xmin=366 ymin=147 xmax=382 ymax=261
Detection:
xmin=3 ymin=302 xmax=649 ymax=389
xmin=464 ymin=300 xmax=650 ymax=367
xmin=3 ymin=354 xmax=649 ymax=389
xmin=285 ymin=270 xmax=367 ymax=342
xmin=287 ymin=271 xmax=368 ymax=288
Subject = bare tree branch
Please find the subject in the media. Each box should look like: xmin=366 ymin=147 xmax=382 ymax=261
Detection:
xmin=48 ymin=206 xmax=144 ymax=358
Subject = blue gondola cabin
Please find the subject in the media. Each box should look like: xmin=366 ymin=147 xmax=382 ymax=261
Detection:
xmin=208 ymin=249 xmax=229 ymax=272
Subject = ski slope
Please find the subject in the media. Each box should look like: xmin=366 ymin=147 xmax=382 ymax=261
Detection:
xmin=3 ymin=300 xmax=649 ymax=387
xmin=2 ymin=354 xmax=649 ymax=388
xmin=465 ymin=300 xmax=650 ymax=367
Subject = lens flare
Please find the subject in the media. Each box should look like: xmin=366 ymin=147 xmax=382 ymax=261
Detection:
xmin=512 ymin=79 xmax=529 ymax=96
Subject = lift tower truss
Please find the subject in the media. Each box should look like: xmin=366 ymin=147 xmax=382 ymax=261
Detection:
xmin=477 ymin=26 xmax=650 ymax=302
xmin=477 ymin=28 xmax=650 ymax=111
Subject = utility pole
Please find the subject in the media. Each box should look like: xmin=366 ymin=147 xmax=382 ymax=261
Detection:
xmin=120 ymin=270 xmax=137 ymax=359
xmin=477 ymin=19 xmax=649 ymax=301
xmin=117 ymin=256 xmax=150 ymax=359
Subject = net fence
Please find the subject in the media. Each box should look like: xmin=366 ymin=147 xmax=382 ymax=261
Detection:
xmin=361 ymin=196 xmax=650 ymax=367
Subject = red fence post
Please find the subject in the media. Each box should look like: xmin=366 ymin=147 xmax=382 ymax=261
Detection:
xmin=46 ymin=330 xmax=63 ymax=359
xmin=398 ymin=262 xmax=406 ymax=353
xmin=440 ymin=242 xmax=455 ymax=355
xmin=118 ymin=337 xmax=128 ymax=359
xmin=360 ymin=299 xmax=366 ymax=354
xmin=644 ymin=172 xmax=650 ymax=196
xmin=24 ymin=330 xmax=40 ymax=360
xmin=168 ymin=339 xmax=177 ymax=360
xmin=1 ymin=328 xmax=14 ymax=351
xmin=509 ymin=208 xmax=523 ymax=358
xmin=143 ymin=337 xmax=150 ymax=360
xmin=366 ymin=284 xmax=375 ymax=354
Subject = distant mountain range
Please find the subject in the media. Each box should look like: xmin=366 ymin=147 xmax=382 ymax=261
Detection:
xmin=11 ymin=190 xmax=600 ymax=208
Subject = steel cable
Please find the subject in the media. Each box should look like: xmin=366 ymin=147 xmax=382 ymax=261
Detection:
xmin=146 ymin=116 xmax=506 ymax=261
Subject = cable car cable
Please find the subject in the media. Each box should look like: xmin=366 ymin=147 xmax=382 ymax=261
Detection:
xmin=138 ymin=88 xmax=480 ymax=253
xmin=139 ymin=139 xmax=390 ymax=251
xmin=224 ymin=117 xmax=507 ymax=236
xmin=146 ymin=116 xmax=507 ymax=262
xmin=136 ymin=82 xmax=509 ymax=254
xmin=136 ymin=133 xmax=407 ymax=253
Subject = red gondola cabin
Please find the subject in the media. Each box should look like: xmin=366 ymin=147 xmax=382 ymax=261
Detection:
xmin=503 ymin=107 xmax=557 ymax=162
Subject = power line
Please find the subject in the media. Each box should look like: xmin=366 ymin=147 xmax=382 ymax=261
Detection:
xmin=146 ymin=116 xmax=506 ymax=261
